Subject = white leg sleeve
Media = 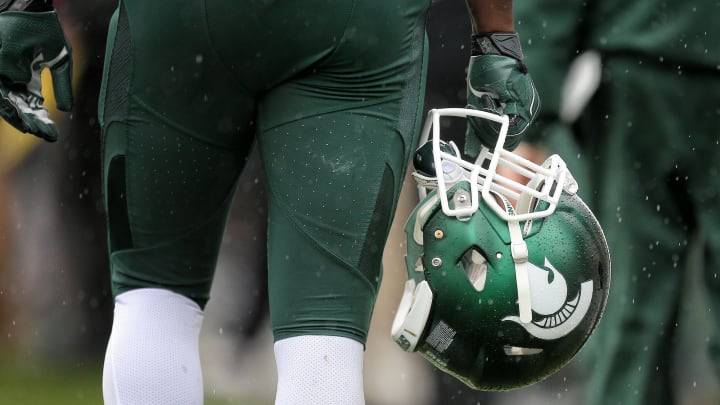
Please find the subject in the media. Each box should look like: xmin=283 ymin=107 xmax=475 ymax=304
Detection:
xmin=103 ymin=288 xmax=204 ymax=405
xmin=274 ymin=335 xmax=365 ymax=405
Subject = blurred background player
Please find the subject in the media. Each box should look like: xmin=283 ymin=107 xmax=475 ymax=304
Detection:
xmin=515 ymin=0 xmax=720 ymax=404
xmin=422 ymin=0 xmax=720 ymax=404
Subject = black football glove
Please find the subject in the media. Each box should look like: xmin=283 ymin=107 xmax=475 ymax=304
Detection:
xmin=466 ymin=32 xmax=539 ymax=155
xmin=0 ymin=0 xmax=73 ymax=142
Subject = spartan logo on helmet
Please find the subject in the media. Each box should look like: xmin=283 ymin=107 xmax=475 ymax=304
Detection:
xmin=503 ymin=257 xmax=593 ymax=340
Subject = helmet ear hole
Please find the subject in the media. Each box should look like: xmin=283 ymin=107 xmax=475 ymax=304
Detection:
xmin=461 ymin=249 xmax=488 ymax=292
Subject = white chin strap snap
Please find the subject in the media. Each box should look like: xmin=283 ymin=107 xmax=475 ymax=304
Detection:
xmin=391 ymin=279 xmax=433 ymax=352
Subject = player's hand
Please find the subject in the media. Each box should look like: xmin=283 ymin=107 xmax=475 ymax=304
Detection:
xmin=0 ymin=10 xmax=73 ymax=142
xmin=465 ymin=34 xmax=539 ymax=153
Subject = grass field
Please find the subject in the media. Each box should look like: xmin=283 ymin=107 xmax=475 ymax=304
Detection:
xmin=0 ymin=358 xmax=102 ymax=405
xmin=0 ymin=356 xmax=266 ymax=405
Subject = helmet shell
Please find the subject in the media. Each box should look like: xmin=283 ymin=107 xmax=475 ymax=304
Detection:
xmin=404 ymin=182 xmax=610 ymax=390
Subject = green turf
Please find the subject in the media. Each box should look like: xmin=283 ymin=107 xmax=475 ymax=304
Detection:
xmin=0 ymin=357 xmax=267 ymax=404
xmin=0 ymin=359 xmax=103 ymax=405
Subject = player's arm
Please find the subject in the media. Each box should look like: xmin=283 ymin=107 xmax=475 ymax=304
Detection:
xmin=463 ymin=0 xmax=539 ymax=154
xmin=0 ymin=0 xmax=73 ymax=142
xmin=466 ymin=0 xmax=514 ymax=32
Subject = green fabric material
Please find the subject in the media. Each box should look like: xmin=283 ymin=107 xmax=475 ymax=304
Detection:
xmin=576 ymin=60 xmax=720 ymax=405
xmin=100 ymin=0 xmax=431 ymax=344
xmin=515 ymin=1 xmax=720 ymax=403
xmin=515 ymin=0 xmax=587 ymax=128
xmin=516 ymin=0 xmax=720 ymax=142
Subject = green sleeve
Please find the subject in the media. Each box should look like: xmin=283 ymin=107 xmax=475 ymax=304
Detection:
xmin=515 ymin=0 xmax=590 ymax=142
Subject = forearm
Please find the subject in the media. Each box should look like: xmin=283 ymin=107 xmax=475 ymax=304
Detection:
xmin=465 ymin=0 xmax=514 ymax=33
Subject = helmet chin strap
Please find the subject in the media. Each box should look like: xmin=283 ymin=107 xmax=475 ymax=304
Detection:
xmin=493 ymin=190 xmax=532 ymax=324
xmin=508 ymin=219 xmax=532 ymax=323
xmin=485 ymin=191 xmax=532 ymax=323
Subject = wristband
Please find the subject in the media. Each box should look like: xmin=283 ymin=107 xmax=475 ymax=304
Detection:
xmin=471 ymin=32 xmax=524 ymax=61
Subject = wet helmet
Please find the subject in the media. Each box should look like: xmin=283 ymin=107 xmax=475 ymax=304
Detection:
xmin=391 ymin=108 xmax=611 ymax=390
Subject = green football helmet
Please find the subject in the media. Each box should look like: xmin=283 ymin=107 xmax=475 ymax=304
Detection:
xmin=391 ymin=108 xmax=611 ymax=390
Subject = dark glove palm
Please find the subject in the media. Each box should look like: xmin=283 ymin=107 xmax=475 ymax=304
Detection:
xmin=0 ymin=11 xmax=73 ymax=142
xmin=466 ymin=54 xmax=539 ymax=154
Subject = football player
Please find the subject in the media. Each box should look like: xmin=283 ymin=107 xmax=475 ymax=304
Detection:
xmin=0 ymin=0 xmax=538 ymax=403
xmin=516 ymin=0 xmax=720 ymax=404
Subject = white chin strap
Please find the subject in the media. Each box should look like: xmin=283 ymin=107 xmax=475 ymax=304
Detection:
xmin=507 ymin=217 xmax=532 ymax=324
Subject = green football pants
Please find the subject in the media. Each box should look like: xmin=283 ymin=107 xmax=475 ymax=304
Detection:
xmin=98 ymin=0 xmax=430 ymax=344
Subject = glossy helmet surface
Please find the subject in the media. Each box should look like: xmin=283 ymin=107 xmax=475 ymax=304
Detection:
xmin=391 ymin=108 xmax=611 ymax=390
